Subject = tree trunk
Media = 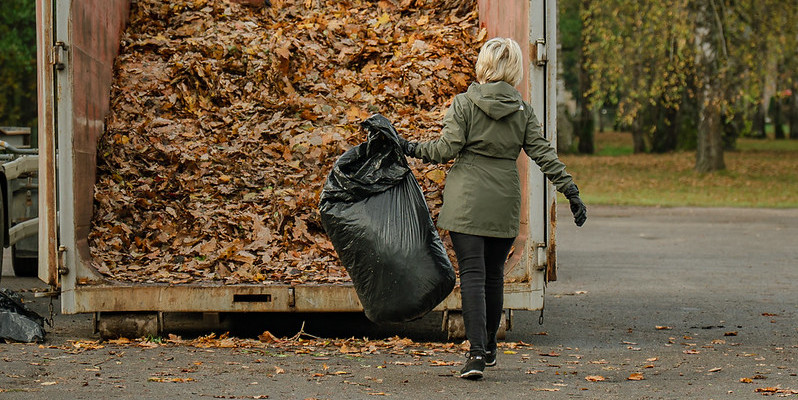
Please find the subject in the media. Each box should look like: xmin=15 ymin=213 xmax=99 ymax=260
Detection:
xmin=696 ymin=94 xmax=726 ymax=172
xmin=575 ymin=83 xmax=595 ymax=154
xmin=576 ymin=105 xmax=595 ymax=154
xmin=694 ymin=1 xmax=726 ymax=172
xmin=771 ymin=96 xmax=785 ymax=139
xmin=631 ymin=119 xmax=647 ymax=154
xmin=751 ymin=105 xmax=767 ymax=138
xmin=652 ymin=105 xmax=678 ymax=153
xmin=576 ymin=0 xmax=595 ymax=154
xmin=790 ymin=90 xmax=798 ymax=139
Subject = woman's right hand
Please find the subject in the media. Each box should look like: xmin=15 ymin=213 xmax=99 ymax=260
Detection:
xmin=397 ymin=136 xmax=417 ymax=157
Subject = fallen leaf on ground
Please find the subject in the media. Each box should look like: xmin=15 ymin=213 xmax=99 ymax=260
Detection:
xmin=627 ymin=373 xmax=644 ymax=381
xmin=258 ymin=331 xmax=280 ymax=343
xmin=148 ymin=377 xmax=195 ymax=383
xmin=755 ymin=387 xmax=798 ymax=394
xmin=585 ymin=375 xmax=606 ymax=382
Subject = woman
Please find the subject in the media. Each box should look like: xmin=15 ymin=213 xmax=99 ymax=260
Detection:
xmin=399 ymin=37 xmax=587 ymax=380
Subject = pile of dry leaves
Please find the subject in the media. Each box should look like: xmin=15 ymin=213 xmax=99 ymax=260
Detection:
xmin=90 ymin=0 xmax=485 ymax=284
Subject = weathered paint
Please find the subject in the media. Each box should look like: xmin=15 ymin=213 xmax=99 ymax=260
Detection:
xmin=36 ymin=0 xmax=59 ymax=285
xmin=69 ymin=0 xmax=130 ymax=276
xmin=70 ymin=282 xmax=541 ymax=313
xmin=477 ymin=0 xmax=536 ymax=284
xmin=547 ymin=196 xmax=557 ymax=281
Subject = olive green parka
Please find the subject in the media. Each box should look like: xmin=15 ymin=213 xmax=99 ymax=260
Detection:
xmin=412 ymin=81 xmax=574 ymax=238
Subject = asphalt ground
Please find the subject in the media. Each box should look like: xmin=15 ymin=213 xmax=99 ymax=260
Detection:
xmin=1 ymin=205 xmax=797 ymax=399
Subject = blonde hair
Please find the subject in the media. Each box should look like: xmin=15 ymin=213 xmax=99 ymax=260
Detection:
xmin=475 ymin=37 xmax=523 ymax=86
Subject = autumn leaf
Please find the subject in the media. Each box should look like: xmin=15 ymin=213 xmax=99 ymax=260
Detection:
xmin=425 ymin=169 xmax=446 ymax=184
xmin=148 ymin=377 xmax=195 ymax=383
xmin=585 ymin=375 xmax=606 ymax=382
xmin=627 ymin=373 xmax=645 ymax=381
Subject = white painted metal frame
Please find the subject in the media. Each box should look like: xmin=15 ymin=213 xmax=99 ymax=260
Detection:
xmin=55 ymin=0 xmax=79 ymax=312
xmin=526 ymin=0 xmax=558 ymax=309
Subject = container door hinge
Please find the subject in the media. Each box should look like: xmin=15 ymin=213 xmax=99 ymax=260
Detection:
xmin=57 ymin=245 xmax=69 ymax=275
xmin=534 ymin=39 xmax=547 ymax=66
xmin=52 ymin=41 xmax=67 ymax=71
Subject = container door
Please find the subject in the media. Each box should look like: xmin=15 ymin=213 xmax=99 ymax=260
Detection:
xmin=528 ymin=0 xmax=559 ymax=282
xmin=35 ymin=0 xmax=61 ymax=286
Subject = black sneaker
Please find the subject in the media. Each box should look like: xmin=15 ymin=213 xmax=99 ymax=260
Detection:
xmin=459 ymin=354 xmax=486 ymax=380
xmin=484 ymin=350 xmax=497 ymax=367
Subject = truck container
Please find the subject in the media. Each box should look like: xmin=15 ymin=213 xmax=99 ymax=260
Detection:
xmin=36 ymin=0 xmax=560 ymax=338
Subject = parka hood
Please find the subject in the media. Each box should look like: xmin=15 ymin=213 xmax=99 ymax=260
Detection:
xmin=465 ymin=81 xmax=524 ymax=120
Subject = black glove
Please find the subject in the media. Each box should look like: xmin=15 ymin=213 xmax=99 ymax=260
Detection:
xmin=397 ymin=136 xmax=417 ymax=157
xmin=563 ymin=183 xmax=587 ymax=227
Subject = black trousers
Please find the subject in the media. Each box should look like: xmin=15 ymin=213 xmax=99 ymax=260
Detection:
xmin=450 ymin=232 xmax=515 ymax=355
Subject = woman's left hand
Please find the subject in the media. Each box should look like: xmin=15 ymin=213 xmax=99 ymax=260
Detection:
xmin=563 ymin=183 xmax=587 ymax=227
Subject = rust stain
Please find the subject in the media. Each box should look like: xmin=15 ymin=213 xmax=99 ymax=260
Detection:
xmin=546 ymin=197 xmax=557 ymax=282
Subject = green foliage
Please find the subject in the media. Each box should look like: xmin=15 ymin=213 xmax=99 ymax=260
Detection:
xmin=558 ymin=0 xmax=581 ymax=101
xmin=582 ymin=1 xmax=695 ymax=129
xmin=580 ymin=0 xmax=798 ymax=162
xmin=0 ymin=0 xmax=37 ymax=127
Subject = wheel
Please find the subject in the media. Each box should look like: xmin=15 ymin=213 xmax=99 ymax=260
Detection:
xmin=12 ymin=245 xmax=38 ymax=277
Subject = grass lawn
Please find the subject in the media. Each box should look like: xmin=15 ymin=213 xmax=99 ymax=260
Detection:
xmin=558 ymin=132 xmax=798 ymax=208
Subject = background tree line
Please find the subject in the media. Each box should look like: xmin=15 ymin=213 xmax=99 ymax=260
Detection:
xmin=2 ymin=0 xmax=796 ymax=174
xmin=0 ymin=0 xmax=37 ymax=129
xmin=559 ymin=0 xmax=798 ymax=172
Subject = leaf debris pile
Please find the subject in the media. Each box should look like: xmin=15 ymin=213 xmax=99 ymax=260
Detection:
xmin=52 ymin=333 xmax=536 ymax=357
xmin=90 ymin=0 xmax=485 ymax=284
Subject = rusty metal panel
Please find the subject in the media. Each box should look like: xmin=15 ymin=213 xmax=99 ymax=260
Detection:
xmin=69 ymin=0 xmax=130 ymax=280
xmin=477 ymin=0 xmax=531 ymax=101
xmin=57 ymin=0 xmax=131 ymax=313
xmin=36 ymin=0 xmax=59 ymax=286
xmin=476 ymin=0 xmax=537 ymax=286
xmin=70 ymin=282 xmax=540 ymax=313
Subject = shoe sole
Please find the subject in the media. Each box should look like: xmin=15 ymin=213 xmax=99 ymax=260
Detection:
xmin=485 ymin=361 xmax=496 ymax=367
xmin=459 ymin=370 xmax=484 ymax=380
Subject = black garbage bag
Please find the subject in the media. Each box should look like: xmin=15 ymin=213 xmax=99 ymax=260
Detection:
xmin=319 ymin=114 xmax=455 ymax=323
xmin=0 ymin=288 xmax=46 ymax=342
